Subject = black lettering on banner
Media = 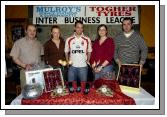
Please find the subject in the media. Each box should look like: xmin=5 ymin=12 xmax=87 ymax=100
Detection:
xmin=106 ymin=17 xmax=135 ymax=24
xmin=52 ymin=17 xmax=58 ymax=24
xmin=87 ymin=17 xmax=91 ymax=23
xmin=119 ymin=17 xmax=126 ymax=23
xmin=106 ymin=17 xmax=123 ymax=23
xmin=92 ymin=17 xmax=100 ymax=23
xmin=120 ymin=17 xmax=135 ymax=23
xmin=64 ymin=17 xmax=101 ymax=24
xmin=114 ymin=17 xmax=120 ymax=23
xmin=92 ymin=17 xmax=96 ymax=23
xmin=96 ymin=17 xmax=100 ymax=23
xmin=106 ymin=17 xmax=114 ymax=23
xmin=64 ymin=17 xmax=68 ymax=23
xmin=36 ymin=17 xmax=57 ymax=24
xmin=131 ymin=17 xmax=135 ymax=23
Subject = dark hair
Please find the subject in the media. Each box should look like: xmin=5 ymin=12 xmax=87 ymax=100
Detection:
xmin=96 ymin=24 xmax=108 ymax=39
xmin=122 ymin=17 xmax=133 ymax=24
xmin=51 ymin=25 xmax=60 ymax=32
xmin=122 ymin=17 xmax=134 ymax=31
xmin=75 ymin=20 xmax=83 ymax=27
xmin=50 ymin=25 xmax=61 ymax=39
xmin=25 ymin=24 xmax=37 ymax=31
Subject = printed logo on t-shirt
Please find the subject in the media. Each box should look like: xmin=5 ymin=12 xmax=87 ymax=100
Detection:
xmin=66 ymin=35 xmax=90 ymax=67
xmin=81 ymin=41 xmax=84 ymax=46
xmin=72 ymin=50 xmax=84 ymax=54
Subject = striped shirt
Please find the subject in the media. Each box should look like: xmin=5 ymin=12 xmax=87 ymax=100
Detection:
xmin=114 ymin=31 xmax=148 ymax=65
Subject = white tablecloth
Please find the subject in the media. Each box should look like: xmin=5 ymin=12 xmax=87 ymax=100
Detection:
xmin=122 ymin=88 xmax=155 ymax=105
xmin=10 ymin=87 xmax=154 ymax=105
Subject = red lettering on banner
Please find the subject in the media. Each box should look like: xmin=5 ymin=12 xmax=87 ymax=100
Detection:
xmin=90 ymin=6 xmax=136 ymax=16
xmin=125 ymin=11 xmax=132 ymax=16
xmin=89 ymin=6 xmax=96 ymax=11
xmin=97 ymin=7 xmax=104 ymax=11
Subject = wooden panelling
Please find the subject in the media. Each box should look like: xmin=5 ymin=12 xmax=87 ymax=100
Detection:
xmin=5 ymin=5 xmax=28 ymax=19
xmin=140 ymin=5 xmax=155 ymax=47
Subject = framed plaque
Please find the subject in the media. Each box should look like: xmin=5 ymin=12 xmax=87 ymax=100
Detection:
xmin=25 ymin=67 xmax=53 ymax=90
xmin=43 ymin=68 xmax=64 ymax=92
xmin=117 ymin=64 xmax=141 ymax=94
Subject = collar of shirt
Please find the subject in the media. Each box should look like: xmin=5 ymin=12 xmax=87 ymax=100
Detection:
xmin=25 ymin=36 xmax=37 ymax=41
xmin=73 ymin=32 xmax=84 ymax=39
xmin=25 ymin=37 xmax=37 ymax=46
xmin=124 ymin=30 xmax=134 ymax=38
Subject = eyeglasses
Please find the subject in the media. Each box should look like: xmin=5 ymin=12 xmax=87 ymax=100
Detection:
xmin=99 ymin=29 xmax=107 ymax=31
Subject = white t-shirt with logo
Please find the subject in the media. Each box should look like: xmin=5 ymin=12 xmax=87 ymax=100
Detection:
xmin=65 ymin=33 xmax=92 ymax=67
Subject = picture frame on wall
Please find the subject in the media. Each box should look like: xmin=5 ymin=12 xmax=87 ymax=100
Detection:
xmin=117 ymin=64 xmax=142 ymax=94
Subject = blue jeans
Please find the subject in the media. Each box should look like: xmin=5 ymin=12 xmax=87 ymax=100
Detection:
xmin=68 ymin=66 xmax=88 ymax=82
xmin=94 ymin=65 xmax=114 ymax=80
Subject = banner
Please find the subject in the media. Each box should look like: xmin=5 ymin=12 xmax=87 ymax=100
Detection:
xmin=33 ymin=5 xmax=139 ymax=25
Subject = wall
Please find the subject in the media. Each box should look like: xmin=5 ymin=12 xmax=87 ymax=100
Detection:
xmin=5 ymin=5 xmax=28 ymax=19
xmin=140 ymin=5 xmax=155 ymax=47
xmin=5 ymin=5 xmax=28 ymax=49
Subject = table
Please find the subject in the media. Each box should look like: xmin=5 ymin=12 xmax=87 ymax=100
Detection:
xmin=10 ymin=87 xmax=154 ymax=105
xmin=21 ymin=90 xmax=135 ymax=105
xmin=123 ymin=88 xmax=155 ymax=105
xmin=11 ymin=80 xmax=135 ymax=105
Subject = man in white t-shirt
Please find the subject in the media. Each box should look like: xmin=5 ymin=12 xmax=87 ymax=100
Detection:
xmin=65 ymin=20 xmax=92 ymax=94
